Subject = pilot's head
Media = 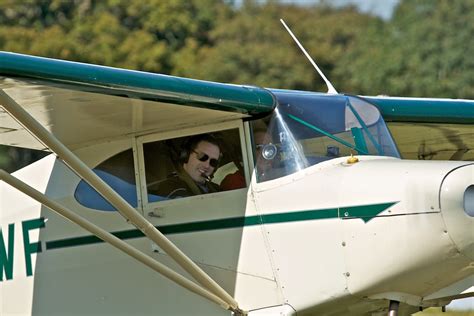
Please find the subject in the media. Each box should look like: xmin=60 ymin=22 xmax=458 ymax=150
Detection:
xmin=182 ymin=134 xmax=221 ymax=184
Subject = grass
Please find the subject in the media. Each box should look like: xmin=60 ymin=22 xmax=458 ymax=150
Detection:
xmin=413 ymin=307 xmax=474 ymax=315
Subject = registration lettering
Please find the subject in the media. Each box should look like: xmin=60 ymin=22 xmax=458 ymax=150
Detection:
xmin=0 ymin=218 xmax=45 ymax=281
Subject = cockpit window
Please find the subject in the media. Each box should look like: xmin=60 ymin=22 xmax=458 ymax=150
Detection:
xmin=74 ymin=149 xmax=137 ymax=211
xmin=144 ymin=128 xmax=245 ymax=201
xmin=251 ymin=92 xmax=400 ymax=182
xmin=74 ymin=128 xmax=246 ymax=211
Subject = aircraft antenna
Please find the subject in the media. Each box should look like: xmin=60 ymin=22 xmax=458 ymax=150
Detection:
xmin=280 ymin=19 xmax=338 ymax=94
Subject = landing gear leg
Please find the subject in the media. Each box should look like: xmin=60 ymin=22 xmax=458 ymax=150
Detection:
xmin=388 ymin=300 xmax=399 ymax=316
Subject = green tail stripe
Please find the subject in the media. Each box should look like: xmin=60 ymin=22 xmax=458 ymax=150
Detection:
xmin=45 ymin=202 xmax=396 ymax=250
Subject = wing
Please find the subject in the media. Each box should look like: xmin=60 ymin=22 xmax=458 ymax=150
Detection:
xmin=0 ymin=51 xmax=276 ymax=150
xmin=362 ymin=96 xmax=474 ymax=161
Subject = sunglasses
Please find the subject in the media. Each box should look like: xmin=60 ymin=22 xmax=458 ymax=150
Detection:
xmin=193 ymin=150 xmax=220 ymax=168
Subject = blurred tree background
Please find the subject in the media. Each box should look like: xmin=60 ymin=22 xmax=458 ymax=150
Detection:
xmin=0 ymin=0 xmax=473 ymax=172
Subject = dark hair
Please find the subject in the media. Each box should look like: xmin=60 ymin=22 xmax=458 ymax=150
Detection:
xmin=179 ymin=133 xmax=222 ymax=163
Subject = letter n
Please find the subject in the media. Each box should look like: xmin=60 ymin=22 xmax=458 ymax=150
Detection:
xmin=0 ymin=223 xmax=14 ymax=281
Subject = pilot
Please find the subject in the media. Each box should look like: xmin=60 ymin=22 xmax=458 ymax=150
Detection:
xmin=149 ymin=134 xmax=222 ymax=198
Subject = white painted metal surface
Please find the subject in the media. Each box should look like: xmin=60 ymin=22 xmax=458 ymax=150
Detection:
xmin=1 ymin=87 xmax=472 ymax=316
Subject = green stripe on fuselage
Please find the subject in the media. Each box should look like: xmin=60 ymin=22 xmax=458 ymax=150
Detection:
xmin=45 ymin=202 xmax=396 ymax=250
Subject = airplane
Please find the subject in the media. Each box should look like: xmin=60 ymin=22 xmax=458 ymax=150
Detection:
xmin=0 ymin=24 xmax=473 ymax=316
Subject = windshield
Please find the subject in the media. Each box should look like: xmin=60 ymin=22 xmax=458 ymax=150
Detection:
xmin=251 ymin=91 xmax=400 ymax=182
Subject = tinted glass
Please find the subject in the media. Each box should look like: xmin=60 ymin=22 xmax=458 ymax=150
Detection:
xmin=252 ymin=91 xmax=400 ymax=182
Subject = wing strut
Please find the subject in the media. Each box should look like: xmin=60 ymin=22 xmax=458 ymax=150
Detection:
xmin=0 ymin=90 xmax=244 ymax=315
xmin=0 ymin=169 xmax=233 ymax=311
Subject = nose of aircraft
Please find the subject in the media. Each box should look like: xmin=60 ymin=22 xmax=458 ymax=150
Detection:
xmin=440 ymin=163 xmax=474 ymax=260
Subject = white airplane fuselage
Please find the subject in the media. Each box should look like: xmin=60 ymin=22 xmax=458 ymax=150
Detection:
xmin=1 ymin=138 xmax=472 ymax=315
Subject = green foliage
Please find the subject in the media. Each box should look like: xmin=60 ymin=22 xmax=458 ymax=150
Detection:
xmin=0 ymin=0 xmax=471 ymax=98
xmin=0 ymin=0 xmax=81 ymax=29
xmin=0 ymin=145 xmax=48 ymax=172
xmin=337 ymin=0 xmax=474 ymax=98
xmin=173 ymin=2 xmax=373 ymax=92
xmin=0 ymin=0 xmax=230 ymax=73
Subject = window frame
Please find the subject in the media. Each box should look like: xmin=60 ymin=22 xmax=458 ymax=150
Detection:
xmin=134 ymin=120 xmax=251 ymax=210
